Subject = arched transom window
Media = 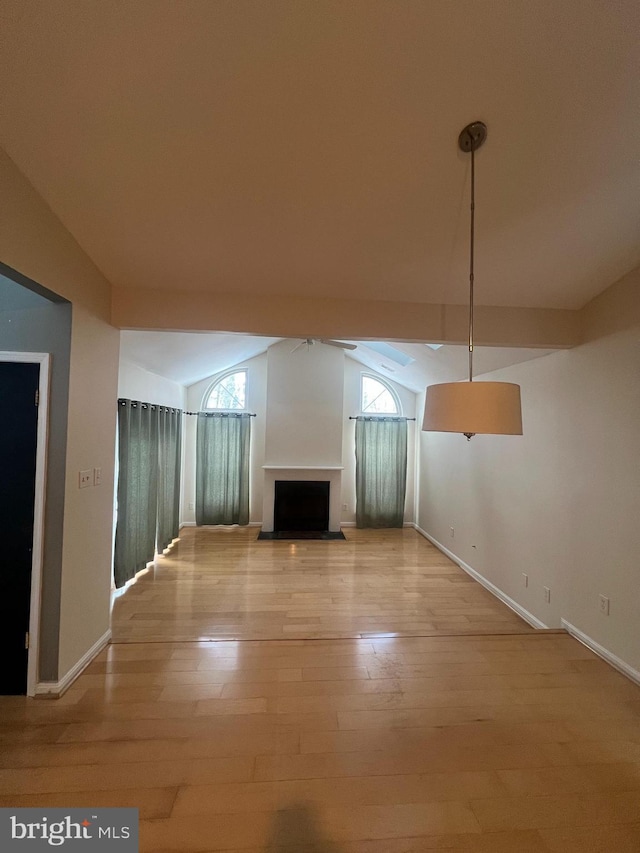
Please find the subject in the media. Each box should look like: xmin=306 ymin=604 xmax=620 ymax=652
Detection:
xmin=360 ymin=374 xmax=401 ymax=415
xmin=203 ymin=369 xmax=247 ymax=411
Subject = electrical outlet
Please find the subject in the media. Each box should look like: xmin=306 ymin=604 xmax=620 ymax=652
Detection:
xmin=544 ymin=586 xmax=551 ymax=604
xmin=450 ymin=527 xmax=455 ymax=538
xmin=599 ymin=594 xmax=610 ymax=615
xmin=79 ymin=469 xmax=92 ymax=489
xmin=93 ymin=467 xmax=102 ymax=486
xmin=188 ymin=502 xmax=195 ymax=510
xmin=342 ymin=503 xmax=348 ymax=511
xmin=522 ymin=572 xmax=529 ymax=588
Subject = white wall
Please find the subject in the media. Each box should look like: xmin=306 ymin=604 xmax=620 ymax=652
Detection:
xmin=118 ymin=359 xmax=186 ymax=409
xmin=342 ymin=358 xmax=417 ymax=525
xmin=265 ymin=339 xmax=344 ymax=467
xmin=417 ymin=325 xmax=640 ymax=674
xmin=59 ymin=305 xmax=120 ymax=678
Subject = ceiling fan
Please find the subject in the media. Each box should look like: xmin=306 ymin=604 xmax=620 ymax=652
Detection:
xmin=291 ymin=338 xmax=357 ymax=353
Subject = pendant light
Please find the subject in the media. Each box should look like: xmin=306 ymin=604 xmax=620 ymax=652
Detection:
xmin=422 ymin=122 xmax=522 ymax=440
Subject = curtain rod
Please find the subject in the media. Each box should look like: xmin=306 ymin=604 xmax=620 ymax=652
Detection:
xmin=118 ymin=398 xmax=181 ymax=414
xmin=349 ymin=416 xmax=416 ymax=421
xmin=184 ymin=411 xmax=257 ymax=417
xmin=117 ymin=399 xmax=256 ymax=417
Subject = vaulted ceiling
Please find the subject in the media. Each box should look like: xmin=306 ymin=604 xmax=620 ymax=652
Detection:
xmin=1 ymin=0 xmax=638 ymax=318
xmin=119 ymin=329 xmax=556 ymax=391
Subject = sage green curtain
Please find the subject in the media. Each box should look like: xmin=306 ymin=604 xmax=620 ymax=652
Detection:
xmin=156 ymin=406 xmax=182 ymax=553
xmin=114 ymin=401 xmax=159 ymax=588
xmin=196 ymin=413 xmax=251 ymax=526
xmin=355 ymin=416 xmax=407 ymax=528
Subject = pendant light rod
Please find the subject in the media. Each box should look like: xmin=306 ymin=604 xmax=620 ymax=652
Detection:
xmin=422 ymin=121 xmax=523 ymax=440
xmin=458 ymin=121 xmax=487 ymax=383
xmin=469 ymin=142 xmax=475 ymax=382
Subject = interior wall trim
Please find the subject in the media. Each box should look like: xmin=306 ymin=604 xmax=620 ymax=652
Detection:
xmin=413 ymin=524 xmax=548 ymax=630
xmin=561 ymin=619 xmax=640 ymax=687
xmin=34 ymin=629 xmax=111 ymax=699
xmin=0 ymin=351 xmax=51 ymax=697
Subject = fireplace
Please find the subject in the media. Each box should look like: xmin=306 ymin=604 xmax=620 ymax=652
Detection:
xmin=259 ymin=468 xmax=345 ymax=540
xmin=261 ymin=466 xmax=344 ymax=535
xmin=274 ymin=480 xmax=330 ymax=532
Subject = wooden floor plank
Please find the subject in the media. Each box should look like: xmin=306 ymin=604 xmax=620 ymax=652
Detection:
xmin=111 ymin=527 xmax=533 ymax=642
xmin=1 ymin=527 xmax=639 ymax=851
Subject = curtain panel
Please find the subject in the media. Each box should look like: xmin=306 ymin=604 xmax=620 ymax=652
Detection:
xmin=196 ymin=412 xmax=251 ymax=526
xmin=355 ymin=416 xmax=407 ymax=529
xmin=114 ymin=400 xmax=182 ymax=589
xmin=114 ymin=401 xmax=159 ymax=588
xmin=156 ymin=406 xmax=182 ymax=553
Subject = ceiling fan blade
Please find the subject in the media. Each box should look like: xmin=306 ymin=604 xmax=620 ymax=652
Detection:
xmin=318 ymin=338 xmax=357 ymax=351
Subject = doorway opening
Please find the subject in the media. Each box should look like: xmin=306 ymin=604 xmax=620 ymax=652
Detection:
xmin=0 ymin=262 xmax=71 ymax=696
xmin=0 ymin=353 xmax=50 ymax=695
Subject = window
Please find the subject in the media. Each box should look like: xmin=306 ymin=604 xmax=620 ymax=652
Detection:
xmin=360 ymin=374 xmax=400 ymax=415
xmin=203 ymin=370 xmax=247 ymax=411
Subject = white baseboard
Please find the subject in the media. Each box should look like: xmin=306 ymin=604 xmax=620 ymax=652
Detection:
xmin=183 ymin=520 xmax=414 ymax=530
xmin=35 ymin=629 xmax=111 ymax=699
xmin=180 ymin=521 xmax=262 ymax=529
xmin=340 ymin=521 xmax=413 ymax=528
xmin=561 ymin=619 xmax=640 ymax=687
xmin=413 ymin=524 xmax=547 ymax=630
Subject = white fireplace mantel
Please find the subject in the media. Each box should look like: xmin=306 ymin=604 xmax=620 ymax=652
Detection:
xmin=263 ymin=465 xmax=344 ymax=470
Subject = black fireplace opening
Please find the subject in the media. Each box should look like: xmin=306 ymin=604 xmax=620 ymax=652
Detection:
xmin=274 ymin=480 xmax=330 ymax=532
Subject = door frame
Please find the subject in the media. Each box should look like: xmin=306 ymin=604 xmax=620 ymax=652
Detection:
xmin=0 ymin=351 xmax=50 ymax=696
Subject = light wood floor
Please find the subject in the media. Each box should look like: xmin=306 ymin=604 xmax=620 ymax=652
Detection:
xmin=111 ymin=527 xmax=535 ymax=642
xmin=1 ymin=528 xmax=639 ymax=852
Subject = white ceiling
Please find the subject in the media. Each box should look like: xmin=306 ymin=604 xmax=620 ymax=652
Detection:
xmin=120 ymin=329 xmax=555 ymax=390
xmin=1 ymin=1 xmax=638 ymax=312
xmin=120 ymin=331 xmax=282 ymax=387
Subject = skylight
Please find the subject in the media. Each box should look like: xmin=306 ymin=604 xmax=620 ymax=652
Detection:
xmin=364 ymin=342 xmax=414 ymax=367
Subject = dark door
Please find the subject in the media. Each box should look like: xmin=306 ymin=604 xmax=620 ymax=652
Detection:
xmin=0 ymin=361 xmax=40 ymax=694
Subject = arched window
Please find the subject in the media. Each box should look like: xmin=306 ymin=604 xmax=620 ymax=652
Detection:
xmin=203 ymin=369 xmax=247 ymax=411
xmin=360 ymin=374 xmax=401 ymax=415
